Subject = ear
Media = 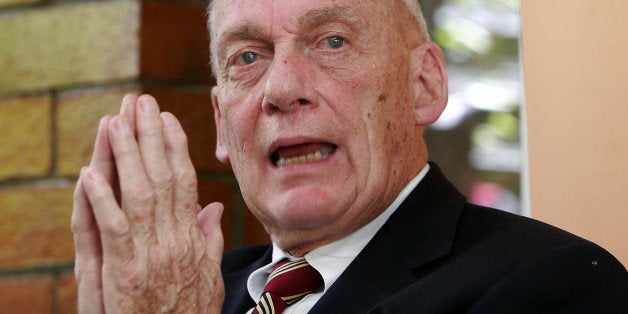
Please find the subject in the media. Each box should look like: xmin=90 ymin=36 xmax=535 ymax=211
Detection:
xmin=410 ymin=41 xmax=448 ymax=126
xmin=212 ymin=86 xmax=230 ymax=164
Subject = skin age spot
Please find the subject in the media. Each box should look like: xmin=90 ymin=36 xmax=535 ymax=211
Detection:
xmin=378 ymin=94 xmax=387 ymax=102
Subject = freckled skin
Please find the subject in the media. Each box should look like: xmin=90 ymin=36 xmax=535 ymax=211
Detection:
xmin=211 ymin=0 xmax=446 ymax=255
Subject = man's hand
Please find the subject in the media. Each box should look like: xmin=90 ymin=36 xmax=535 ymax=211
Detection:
xmin=71 ymin=94 xmax=225 ymax=313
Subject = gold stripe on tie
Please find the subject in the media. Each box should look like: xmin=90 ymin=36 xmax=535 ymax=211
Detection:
xmin=267 ymin=260 xmax=309 ymax=281
xmin=256 ymin=292 xmax=275 ymax=314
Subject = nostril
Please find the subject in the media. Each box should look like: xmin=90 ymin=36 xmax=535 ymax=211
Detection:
xmin=298 ymin=98 xmax=309 ymax=105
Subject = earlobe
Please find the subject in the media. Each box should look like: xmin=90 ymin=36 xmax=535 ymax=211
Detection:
xmin=410 ymin=41 xmax=448 ymax=126
xmin=212 ymin=87 xmax=230 ymax=164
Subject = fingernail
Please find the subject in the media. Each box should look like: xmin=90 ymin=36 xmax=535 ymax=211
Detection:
xmin=120 ymin=98 xmax=128 ymax=114
xmin=140 ymin=97 xmax=158 ymax=114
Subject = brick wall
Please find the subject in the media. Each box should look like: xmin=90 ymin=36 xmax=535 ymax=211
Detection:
xmin=0 ymin=0 xmax=268 ymax=312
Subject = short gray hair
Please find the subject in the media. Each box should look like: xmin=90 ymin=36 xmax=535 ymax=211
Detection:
xmin=207 ymin=0 xmax=429 ymax=78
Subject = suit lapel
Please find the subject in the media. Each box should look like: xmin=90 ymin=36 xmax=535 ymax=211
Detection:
xmin=221 ymin=247 xmax=272 ymax=314
xmin=310 ymin=163 xmax=466 ymax=313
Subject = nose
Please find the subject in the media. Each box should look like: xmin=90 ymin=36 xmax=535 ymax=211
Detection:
xmin=262 ymin=48 xmax=314 ymax=114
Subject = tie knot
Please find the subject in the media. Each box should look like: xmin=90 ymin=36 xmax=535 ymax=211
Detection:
xmin=265 ymin=259 xmax=323 ymax=296
xmin=253 ymin=259 xmax=323 ymax=314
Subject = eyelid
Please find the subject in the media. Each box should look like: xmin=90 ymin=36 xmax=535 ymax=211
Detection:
xmin=227 ymin=46 xmax=267 ymax=67
xmin=315 ymin=32 xmax=349 ymax=49
xmin=230 ymin=51 xmax=255 ymax=66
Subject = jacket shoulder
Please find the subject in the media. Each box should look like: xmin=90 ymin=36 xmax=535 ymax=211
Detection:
xmin=222 ymin=244 xmax=271 ymax=274
xmin=371 ymin=204 xmax=628 ymax=313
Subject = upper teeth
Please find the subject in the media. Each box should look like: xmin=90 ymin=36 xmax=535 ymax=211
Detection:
xmin=276 ymin=150 xmax=330 ymax=166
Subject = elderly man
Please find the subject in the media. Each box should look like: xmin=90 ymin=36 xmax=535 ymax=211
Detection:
xmin=72 ymin=0 xmax=627 ymax=313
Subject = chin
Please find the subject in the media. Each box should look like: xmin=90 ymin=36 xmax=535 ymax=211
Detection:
xmin=276 ymin=199 xmax=337 ymax=230
xmin=264 ymin=186 xmax=343 ymax=230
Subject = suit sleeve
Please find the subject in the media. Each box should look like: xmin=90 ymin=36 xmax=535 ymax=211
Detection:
xmin=467 ymin=241 xmax=628 ymax=313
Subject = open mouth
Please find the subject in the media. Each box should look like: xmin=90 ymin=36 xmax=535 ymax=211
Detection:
xmin=270 ymin=143 xmax=337 ymax=167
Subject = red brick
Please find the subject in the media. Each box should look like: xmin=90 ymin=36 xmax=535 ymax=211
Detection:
xmin=0 ymin=94 xmax=52 ymax=180
xmin=140 ymin=1 xmax=213 ymax=83
xmin=56 ymin=87 xmax=141 ymax=177
xmin=198 ymin=180 xmax=236 ymax=249
xmin=0 ymin=182 xmax=75 ymax=267
xmin=145 ymin=87 xmax=232 ymax=173
xmin=0 ymin=275 xmax=54 ymax=314
xmin=57 ymin=272 xmax=78 ymax=314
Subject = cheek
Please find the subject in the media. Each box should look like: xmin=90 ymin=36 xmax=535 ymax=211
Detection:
xmin=220 ymin=102 xmax=255 ymax=161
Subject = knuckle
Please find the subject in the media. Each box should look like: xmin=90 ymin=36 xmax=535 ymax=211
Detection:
xmin=138 ymin=122 xmax=162 ymax=136
xmin=74 ymin=256 xmax=102 ymax=283
xmin=177 ymin=170 xmax=198 ymax=192
xmin=169 ymin=127 xmax=189 ymax=146
xmin=106 ymin=263 xmax=146 ymax=295
xmin=175 ymin=130 xmax=189 ymax=148
xmin=73 ymin=183 xmax=83 ymax=200
xmin=71 ymin=209 xmax=91 ymax=234
xmin=114 ymin=141 xmax=136 ymax=155
xmin=168 ymin=241 xmax=187 ymax=260
xmin=130 ymin=186 xmax=155 ymax=206
xmin=70 ymin=214 xmax=80 ymax=232
xmin=101 ymin=212 xmax=131 ymax=237
xmin=151 ymin=170 xmax=173 ymax=186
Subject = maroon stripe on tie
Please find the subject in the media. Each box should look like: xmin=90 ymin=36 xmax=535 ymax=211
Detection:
xmin=252 ymin=259 xmax=323 ymax=314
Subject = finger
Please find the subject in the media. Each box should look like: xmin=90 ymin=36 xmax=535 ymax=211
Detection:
xmin=161 ymin=112 xmax=198 ymax=223
xmin=90 ymin=93 xmax=138 ymax=181
xmin=108 ymin=115 xmax=155 ymax=237
xmin=119 ymin=93 xmax=138 ymax=125
xmin=72 ymin=167 xmax=105 ymax=314
xmin=89 ymin=94 xmax=138 ymax=204
xmin=197 ymin=202 xmax=225 ymax=263
xmin=135 ymin=95 xmax=176 ymax=227
xmin=82 ymin=166 xmax=135 ymax=265
xmin=89 ymin=116 xmax=115 ymax=184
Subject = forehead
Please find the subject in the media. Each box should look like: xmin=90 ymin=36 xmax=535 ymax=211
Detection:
xmin=212 ymin=0 xmax=390 ymax=34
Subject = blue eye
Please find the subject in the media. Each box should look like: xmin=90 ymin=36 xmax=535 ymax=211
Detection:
xmin=326 ymin=36 xmax=344 ymax=49
xmin=240 ymin=51 xmax=258 ymax=64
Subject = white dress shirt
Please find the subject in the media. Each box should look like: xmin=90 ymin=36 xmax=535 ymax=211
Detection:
xmin=246 ymin=164 xmax=430 ymax=313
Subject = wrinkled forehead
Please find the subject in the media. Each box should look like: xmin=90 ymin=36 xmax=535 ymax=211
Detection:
xmin=212 ymin=0 xmax=388 ymax=33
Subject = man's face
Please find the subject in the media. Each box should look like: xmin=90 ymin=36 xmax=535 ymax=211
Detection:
xmin=211 ymin=0 xmax=429 ymax=251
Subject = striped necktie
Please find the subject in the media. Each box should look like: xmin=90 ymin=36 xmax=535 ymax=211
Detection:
xmin=252 ymin=259 xmax=324 ymax=314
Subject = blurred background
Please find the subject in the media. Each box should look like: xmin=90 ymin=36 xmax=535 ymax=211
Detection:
xmin=422 ymin=0 xmax=523 ymax=215
xmin=1 ymin=0 xmax=626 ymax=313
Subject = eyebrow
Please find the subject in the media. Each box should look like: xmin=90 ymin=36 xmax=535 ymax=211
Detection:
xmin=295 ymin=5 xmax=360 ymax=31
xmin=218 ymin=22 xmax=267 ymax=44
xmin=216 ymin=22 xmax=268 ymax=58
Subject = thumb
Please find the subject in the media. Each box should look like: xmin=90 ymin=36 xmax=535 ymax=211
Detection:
xmin=197 ymin=202 xmax=225 ymax=262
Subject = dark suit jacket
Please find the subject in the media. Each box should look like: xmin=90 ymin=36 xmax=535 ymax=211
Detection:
xmin=221 ymin=164 xmax=627 ymax=313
